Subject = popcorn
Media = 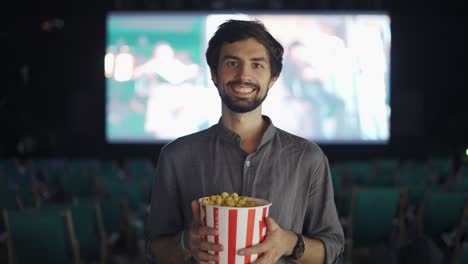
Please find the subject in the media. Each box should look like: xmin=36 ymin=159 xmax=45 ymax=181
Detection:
xmin=201 ymin=192 xmax=257 ymax=207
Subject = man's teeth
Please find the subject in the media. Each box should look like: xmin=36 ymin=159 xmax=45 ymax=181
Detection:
xmin=233 ymin=87 xmax=254 ymax=93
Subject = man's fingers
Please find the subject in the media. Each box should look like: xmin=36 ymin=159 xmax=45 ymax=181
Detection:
xmin=193 ymin=239 xmax=222 ymax=264
xmin=191 ymin=225 xmax=218 ymax=238
xmin=198 ymin=225 xmax=218 ymax=236
xmin=191 ymin=200 xmax=201 ymax=225
xmin=196 ymin=250 xmax=220 ymax=263
xmin=238 ymin=242 xmax=266 ymax=256
xmin=199 ymin=240 xmax=224 ymax=252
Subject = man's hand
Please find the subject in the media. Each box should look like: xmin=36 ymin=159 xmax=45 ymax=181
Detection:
xmin=238 ymin=217 xmax=297 ymax=264
xmin=188 ymin=200 xmax=224 ymax=263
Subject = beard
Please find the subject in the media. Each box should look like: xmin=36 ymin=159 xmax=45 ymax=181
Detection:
xmin=218 ymin=80 xmax=269 ymax=113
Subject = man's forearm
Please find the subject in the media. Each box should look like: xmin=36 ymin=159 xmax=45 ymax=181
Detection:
xmin=151 ymin=232 xmax=191 ymax=264
xmin=295 ymin=237 xmax=325 ymax=264
xmin=283 ymin=231 xmax=325 ymax=264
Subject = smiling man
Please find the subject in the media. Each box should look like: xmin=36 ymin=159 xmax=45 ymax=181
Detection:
xmin=215 ymin=38 xmax=273 ymax=114
xmin=146 ymin=19 xmax=344 ymax=264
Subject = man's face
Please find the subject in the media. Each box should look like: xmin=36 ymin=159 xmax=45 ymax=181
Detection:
xmin=211 ymin=38 xmax=278 ymax=113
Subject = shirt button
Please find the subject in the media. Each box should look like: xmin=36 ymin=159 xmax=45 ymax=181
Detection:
xmin=246 ymin=160 xmax=250 ymax=167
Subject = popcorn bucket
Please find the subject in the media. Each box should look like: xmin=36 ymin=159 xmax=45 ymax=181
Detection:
xmin=198 ymin=197 xmax=271 ymax=264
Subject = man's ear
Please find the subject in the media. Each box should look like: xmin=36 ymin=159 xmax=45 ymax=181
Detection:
xmin=211 ymin=70 xmax=218 ymax=85
xmin=268 ymin=76 xmax=278 ymax=90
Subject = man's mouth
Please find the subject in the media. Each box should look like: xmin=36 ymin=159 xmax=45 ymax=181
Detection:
xmin=231 ymin=85 xmax=255 ymax=94
xmin=227 ymin=81 xmax=259 ymax=96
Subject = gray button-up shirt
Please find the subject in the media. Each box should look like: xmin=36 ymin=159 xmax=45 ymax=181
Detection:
xmin=147 ymin=116 xmax=344 ymax=263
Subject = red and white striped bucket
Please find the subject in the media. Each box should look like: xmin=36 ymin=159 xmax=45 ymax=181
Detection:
xmin=198 ymin=197 xmax=271 ymax=264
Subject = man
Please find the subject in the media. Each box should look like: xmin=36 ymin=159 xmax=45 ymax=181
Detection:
xmin=146 ymin=19 xmax=344 ymax=263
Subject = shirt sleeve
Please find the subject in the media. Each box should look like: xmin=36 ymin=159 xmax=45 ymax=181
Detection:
xmin=145 ymin=144 xmax=184 ymax=241
xmin=304 ymin=153 xmax=344 ymax=264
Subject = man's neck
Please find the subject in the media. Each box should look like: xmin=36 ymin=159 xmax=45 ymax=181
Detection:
xmin=221 ymin=107 xmax=267 ymax=154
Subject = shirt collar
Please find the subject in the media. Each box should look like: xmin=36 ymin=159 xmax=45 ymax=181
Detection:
xmin=215 ymin=115 xmax=277 ymax=149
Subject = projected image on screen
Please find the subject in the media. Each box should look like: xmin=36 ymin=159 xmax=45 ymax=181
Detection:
xmin=105 ymin=12 xmax=391 ymax=143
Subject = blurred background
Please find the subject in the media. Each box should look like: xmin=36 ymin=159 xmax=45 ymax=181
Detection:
xmin=1 ymin=0 xmax=468 ymax=263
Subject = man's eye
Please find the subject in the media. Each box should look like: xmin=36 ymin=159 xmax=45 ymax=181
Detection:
xmin=227 ymin=61 xmax=237 ymax=67
xmin=253 ymin=63 xmax=264 ymax=69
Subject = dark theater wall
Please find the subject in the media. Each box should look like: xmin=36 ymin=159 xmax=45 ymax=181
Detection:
xmin=1 ymin=6 xmax=467 ymax=161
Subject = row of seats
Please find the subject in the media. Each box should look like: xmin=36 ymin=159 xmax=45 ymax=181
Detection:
xmin=1 ymin=159 xmax=153 ymax=264
xmin=330 ymin=158 xmax=468 ymax=264
xmin=2 ymin=157 xmax=468 ymax=264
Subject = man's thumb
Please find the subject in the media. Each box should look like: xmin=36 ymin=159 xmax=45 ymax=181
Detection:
xmin=191 ymin=200 xmax=201 ymax=225
xmin=266 ymin=216 xmax=279 ymax=230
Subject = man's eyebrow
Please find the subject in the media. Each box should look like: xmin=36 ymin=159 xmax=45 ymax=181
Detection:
xmin=221 ymin=55 xmax=268 ymax=62
xmin=251 ymin=57 xmax=268 ymax=62
xmin=221 ymin=55 xmax=240 ymax=61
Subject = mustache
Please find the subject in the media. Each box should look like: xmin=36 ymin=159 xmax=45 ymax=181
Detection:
xmin=227 ymin=80 xmax=260 ymax=90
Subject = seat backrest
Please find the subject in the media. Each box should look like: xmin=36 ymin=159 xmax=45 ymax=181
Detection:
xmin=0 ymin=190 xmax=20 ymax=211
xmin=338 ymin=190 xmax=352 ymax=219
xmin=456 ymin=177 xmax=468 ymax=193
xmin=458 ymin=166 xmax=468 ymax=179
xmin=44 ymin=166 xmax=66 ymax=194
xmin=374 ymin=158 xmax=400 ymax=176
xmin=406 ymin=185 xmax=427 ymax=210
xmin=344 ymin=161 xmax=374 ymax=186
xmin=3 ymin=208 xmax=79 ymax=264
xmin=398 ymin=162 xmax=435 ymax=186
xmin=62 ymin=170 xmax=96 ymax=197
xmin=349 ymin=187 xmax=403 ymax=247
xmin=70 ymin=202 xmax=102 ymax=261
xmin=104 ymin=178 xmax=146 ymax=212
xmin=40 ymin=200 xmax=104 ymax=262
xmin=97 ymin=161 xmax=119 ymax=179
xmin=428 ymin=157 xmax=453 ymax=183
xmin=16 ymin=186 xmax=39 ymax=209
xmin=99 ymin=197 xmax=124 ymax=234
xmin=331 ymin=166 xmax=342 ymax=197
xmin=126 ymin=159 xmax=154 ymax=180
xmin=365 ymin=173 xmax=396 ymax=187
xmin=0 ymin=190 xmax=20 ymax=234
xmin=419 ymin=190 xmax=467 ymax=238
xmin=6 ymin=170 xmax=33 ymax=190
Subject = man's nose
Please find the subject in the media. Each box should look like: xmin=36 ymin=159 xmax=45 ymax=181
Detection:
xmin=235 ymin=63 xmax=253 ymax=82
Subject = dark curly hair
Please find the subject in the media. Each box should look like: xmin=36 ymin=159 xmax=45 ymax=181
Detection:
xmin=206 ymin=19 xmax=284 ymax=78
